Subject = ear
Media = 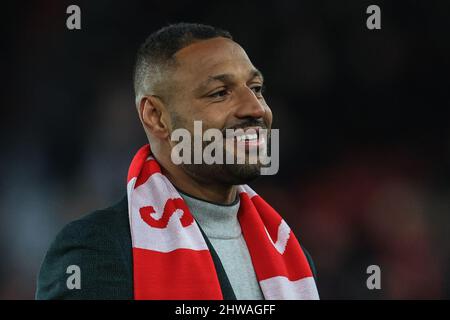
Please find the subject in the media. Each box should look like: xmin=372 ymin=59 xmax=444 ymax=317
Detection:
xmin=138 ymin=95 xmax=170 ymax=139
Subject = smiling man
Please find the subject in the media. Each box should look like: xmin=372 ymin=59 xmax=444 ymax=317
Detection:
xmin=36 ymin=23 xmax=319 ymax=300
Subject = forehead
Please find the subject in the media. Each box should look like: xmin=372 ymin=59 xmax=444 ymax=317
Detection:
xmin=173 ymin=37 xmax=255 ymax=82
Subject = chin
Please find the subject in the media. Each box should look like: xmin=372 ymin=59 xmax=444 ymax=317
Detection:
xmin=180 ymin=163 xmax=262 ymax=186
xmin=223 ymin=164 xmax=262 ymax=185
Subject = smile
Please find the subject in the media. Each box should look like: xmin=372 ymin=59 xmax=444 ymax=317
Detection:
xmin=222 ymin=127 xmax=266 ymax=150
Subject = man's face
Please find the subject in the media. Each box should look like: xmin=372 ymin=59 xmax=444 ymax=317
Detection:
xmin=166 ymin=37 xmax=273 ymax=185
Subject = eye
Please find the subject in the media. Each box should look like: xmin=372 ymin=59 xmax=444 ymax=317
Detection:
xmin=209 ymin=89 xmax=229 ymax=99
xmin=251 ymin=84 xmax=265 ymax=95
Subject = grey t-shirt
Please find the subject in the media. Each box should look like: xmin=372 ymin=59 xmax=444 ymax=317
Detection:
xmin=179 ymin=191 xmax=264 ymax=300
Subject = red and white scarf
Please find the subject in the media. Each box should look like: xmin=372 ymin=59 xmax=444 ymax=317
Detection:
xmin=126 ymin=144 xmax=319 ymax=300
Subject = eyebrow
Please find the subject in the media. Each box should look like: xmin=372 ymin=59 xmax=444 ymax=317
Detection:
xmin=194 ymin=69 xmax=264 ymax=96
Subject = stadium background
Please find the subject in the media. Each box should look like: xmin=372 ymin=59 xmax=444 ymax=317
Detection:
xmin=1 ymin=0 xmax=449 ymax=299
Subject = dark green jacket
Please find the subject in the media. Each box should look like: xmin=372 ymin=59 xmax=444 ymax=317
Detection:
xmin=36 ymin=195 xmax=317 ymax=300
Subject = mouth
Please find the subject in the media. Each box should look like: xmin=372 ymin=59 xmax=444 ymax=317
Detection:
xmin=225 ymin=126 xmax=267 ymax=148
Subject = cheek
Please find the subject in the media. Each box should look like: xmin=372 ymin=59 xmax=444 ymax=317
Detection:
xmin=169 ymin=108 xmax=190 ymax=131
xmin=170 ymin=99 xmax=199 ymax=131
xmin=199 ymin=105 xmax=232 ymax=130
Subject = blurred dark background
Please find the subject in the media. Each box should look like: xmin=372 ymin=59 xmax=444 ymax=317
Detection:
xmin=1 ymin=0 xmax=450 ymax=299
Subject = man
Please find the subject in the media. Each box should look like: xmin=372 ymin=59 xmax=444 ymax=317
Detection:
xmin=36 ymin=23 xmax=319 ymax=300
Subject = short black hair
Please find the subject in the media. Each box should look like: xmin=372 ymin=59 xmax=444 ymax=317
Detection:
xmin=133 ymin=22 xmax=232 ymax=100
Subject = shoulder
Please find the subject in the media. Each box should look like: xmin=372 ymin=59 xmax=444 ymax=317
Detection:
xmin=50 ymin=196 xmax=129 ymax=255
xmin=36 ymin=196 xmax=132 ymax=299
xmin=58 ymin=200 xmax=126 ymax=245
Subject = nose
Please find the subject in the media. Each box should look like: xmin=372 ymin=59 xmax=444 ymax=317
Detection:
xmin=234 ymin=86 xmax=266 ymax=119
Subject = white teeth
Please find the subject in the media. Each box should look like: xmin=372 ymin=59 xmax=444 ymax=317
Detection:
xmin=235 ymin=133 xmax=258 ymax=142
